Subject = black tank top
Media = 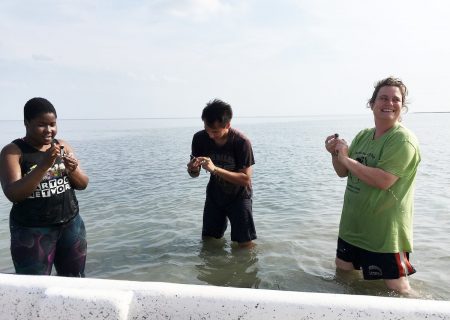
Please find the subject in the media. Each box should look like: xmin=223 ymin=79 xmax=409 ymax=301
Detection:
xmin=10 ymin=139 xmax=79 ymax=227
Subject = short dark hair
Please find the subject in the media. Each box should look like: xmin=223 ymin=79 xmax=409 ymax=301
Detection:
xmin=24 ymin=97 xmax=57 ymax=121
xmin=201 ymin=99 xmax=233 ymax=127
xmin=368 ymin=77 xmax=409 ymax=111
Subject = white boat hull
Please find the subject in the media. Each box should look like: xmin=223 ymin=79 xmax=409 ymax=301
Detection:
xmin=0 ymin=273 xmax=449 ymax=319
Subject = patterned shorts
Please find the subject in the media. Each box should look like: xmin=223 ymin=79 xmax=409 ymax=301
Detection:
xmin=10 ymin=214 xmax=87 ymax=277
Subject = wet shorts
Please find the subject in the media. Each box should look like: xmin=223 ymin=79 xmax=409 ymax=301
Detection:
xmin=202 ymin=196 xmax=256 ymax=243
xmin=10 ymin=214 xmax=87 ymax=277
xmin=336 ymin=237 xmax=416 ymax=280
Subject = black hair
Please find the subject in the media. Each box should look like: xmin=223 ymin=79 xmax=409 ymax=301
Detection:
xmin=201 ymin=99 xmax=233 ymax=127
xmin=24 ymin=97 xmax=57 ymax=121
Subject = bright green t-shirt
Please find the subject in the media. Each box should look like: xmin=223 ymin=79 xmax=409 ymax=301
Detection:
xmin=339 ymin=124 xmax=421 ymax=253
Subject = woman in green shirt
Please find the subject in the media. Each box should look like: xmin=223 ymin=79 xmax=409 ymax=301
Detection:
xmin=325 ymin=77 xmax=421 ymax=294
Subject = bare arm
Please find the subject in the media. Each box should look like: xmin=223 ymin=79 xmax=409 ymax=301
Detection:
xmin=0 ymin=143 xmax=57 ymax=202
xmin=331 ymin=154 xmax=348 ymax=177
xmin=334 ymin=138 xmax=398 ymax=190
xmin=212 ymin=165 xmax=252 ymax=187
xmin=337 ymin=154 xmax=398 ymax=190
xmin=196 ymin=156 xmax=252 ymax=187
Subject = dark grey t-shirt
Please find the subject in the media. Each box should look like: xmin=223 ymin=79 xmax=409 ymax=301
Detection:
xmin=191 ymin=128 xmax=255 ymax=205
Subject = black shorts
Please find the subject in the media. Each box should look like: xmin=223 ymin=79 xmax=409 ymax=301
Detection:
xmin=202 ymin=196 xmax=256 ymax=243
xmin=336 ymin=238 xmax=416 ymax=280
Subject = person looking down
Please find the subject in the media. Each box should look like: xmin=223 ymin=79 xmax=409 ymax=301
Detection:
xmin=187 ymin=99 xmax=256 ymax=248
xmin=0 ymin=97 xmax=89 ymax=277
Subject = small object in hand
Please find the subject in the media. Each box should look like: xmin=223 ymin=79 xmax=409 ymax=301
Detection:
xmin=60 ymin=145 xmax=65 ymax=157
xmin=333 ymin=134 xmax=339 ymax=157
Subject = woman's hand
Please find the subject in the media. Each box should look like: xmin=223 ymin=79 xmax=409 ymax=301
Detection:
xmin=325 ymin=134 xmax=339 ymax=155
xmin=335 ymin=139 xmax=349 ymax=159
xmin=62 ymin=152 xmax=79 ymax=174
xmin=325 ymin=134 xmax=349 ymax=177
xmin=40 ymin=143 xmax=59 ymax=170
xmin=58 ymin=141 xmax=89 ymax=190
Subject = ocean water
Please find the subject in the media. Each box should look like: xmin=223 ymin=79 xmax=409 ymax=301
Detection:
xmin=0 ymin=113 xmax=449 ymax=300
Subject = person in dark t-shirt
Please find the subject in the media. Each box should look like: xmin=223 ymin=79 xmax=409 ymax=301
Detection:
xmin=0 ymin=97 xmax=89 ymax=276
xmin=187 ymin=99 xmax=256 ymax=248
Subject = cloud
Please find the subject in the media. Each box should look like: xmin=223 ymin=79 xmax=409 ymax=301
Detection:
xmin=1 ymin=0 xmax=450 ymax=119
xmin=167 ymin=0 xmax=235 ymax=20
xmin=32 ymin=54 xmax=54 ymax=62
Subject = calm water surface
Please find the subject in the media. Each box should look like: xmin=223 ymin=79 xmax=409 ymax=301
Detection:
xmin=0 ymin=114 xmax=449 ymax=300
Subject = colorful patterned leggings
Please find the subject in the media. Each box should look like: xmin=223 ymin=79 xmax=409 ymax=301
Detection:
xmin=10 ymin=214 xmax=87 ymax=277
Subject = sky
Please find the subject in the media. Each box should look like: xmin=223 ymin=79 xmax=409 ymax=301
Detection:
xmin=1 ymin=0 xmax=449 ymax=120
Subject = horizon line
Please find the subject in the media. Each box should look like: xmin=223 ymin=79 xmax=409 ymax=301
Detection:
xmin=0 ymin=111 xmax=448 ymax=121
xmin=0 ymin=114 xmax=355 ymax=121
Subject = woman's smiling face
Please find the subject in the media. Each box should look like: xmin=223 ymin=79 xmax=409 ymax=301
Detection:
xmin=371 ymin=86 xmax=403 ymax=123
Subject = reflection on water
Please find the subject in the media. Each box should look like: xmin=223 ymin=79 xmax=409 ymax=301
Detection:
xmin=197 ymin=238 xmax=261 ymax=288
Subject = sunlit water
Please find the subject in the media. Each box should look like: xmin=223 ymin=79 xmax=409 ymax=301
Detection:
xmin=0 ymin=113 xmax=449 ymax=300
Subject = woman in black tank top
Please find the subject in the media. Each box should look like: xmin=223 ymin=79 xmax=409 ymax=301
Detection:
xmin=0 ymin=97 xmax=89 ymax=277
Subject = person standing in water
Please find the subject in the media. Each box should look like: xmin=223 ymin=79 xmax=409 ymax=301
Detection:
xmin=0 ymin=97 xmax=89 ymax=276
xmin=187 ymin=99 xmax=256 ymax=248
xmin=325 ymin=77 xmax=421 ymax=294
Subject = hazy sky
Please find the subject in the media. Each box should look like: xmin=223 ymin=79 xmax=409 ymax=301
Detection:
xmin=1 ymin=0 xmax=449 ymax=120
